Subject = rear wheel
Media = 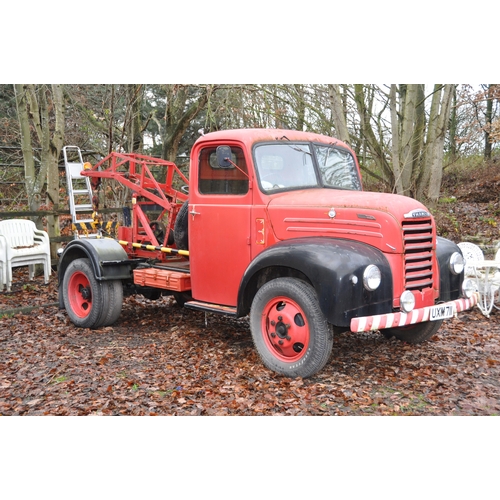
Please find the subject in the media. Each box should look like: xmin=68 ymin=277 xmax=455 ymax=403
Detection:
xmin=382 ymin=320 xmax=443 ymax=344
xmin=62 ymin=258 xmax=122 ymax=329
xmin=100 ymin=279 xmax=123 ymax=327
xmin=250 ymin=278 xmax=333 ymax=378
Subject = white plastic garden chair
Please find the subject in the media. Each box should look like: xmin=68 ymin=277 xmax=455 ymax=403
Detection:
xmin=0 ymin=234 xmax=7 ymax=291
xmin=0 ymin=219 xmax=51 ymax=292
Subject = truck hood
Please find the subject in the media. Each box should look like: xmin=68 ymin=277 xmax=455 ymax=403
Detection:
xmin=266 ymin=189 xmax=434 ymax=254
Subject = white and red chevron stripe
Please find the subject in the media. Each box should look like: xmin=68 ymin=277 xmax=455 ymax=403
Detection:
xmin=350 ymin=294 xmax=478 ymax=333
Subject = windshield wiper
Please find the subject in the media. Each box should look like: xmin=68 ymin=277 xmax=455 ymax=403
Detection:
xmin=278 ymin=136 xmax=312 ymax=155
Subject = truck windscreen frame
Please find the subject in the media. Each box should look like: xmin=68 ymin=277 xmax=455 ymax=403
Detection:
xmin=254 ymin=142 xmax=361 ymax=193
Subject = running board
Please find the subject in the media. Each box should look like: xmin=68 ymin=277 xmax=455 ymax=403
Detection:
xmin=184 ymin=300 xmax=238 ymax=317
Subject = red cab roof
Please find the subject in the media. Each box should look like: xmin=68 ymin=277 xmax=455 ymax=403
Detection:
xmin=194 ymin=128 xmax=352 ymax=151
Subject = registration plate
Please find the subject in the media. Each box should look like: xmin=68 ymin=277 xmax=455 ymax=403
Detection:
xmin=429 ymin=303 xmax=455 ymax=321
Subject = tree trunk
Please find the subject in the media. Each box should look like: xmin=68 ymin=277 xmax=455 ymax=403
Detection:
xmin=399 ymin=84 xmax=418 ymax=194
xmin=126 ymin=84 xmax=144 ymax=153
xmin=272 ymin=85 xmax=286 ymax=129
xmin=294 ymin=84 xmax=306 ymax=131
xmin=449 ymin=86 xmax=458 ymax=162
xmin=45 ymin=84 xmax=65 ymax=257
xmin=14 ymin=85 xmax=43 ymax=220
xmin=427 ymin=84 xmax=454 ymax=205
xmin=328 ymin=84 xmax=350 ymax=144
xmin=410 ymin=85 xmax=426 ymax=191
xmin=416 ymin=85 xmax=442 ymax=201
xmin=389 ymin=85 xmax=404 ymax=194
xmin=485 ymin=84 xmax=493 ymax=160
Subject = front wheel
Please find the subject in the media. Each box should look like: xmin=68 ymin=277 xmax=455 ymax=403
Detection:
xmin=250 ymin=278 xmax=333 ymax=378
xmin=382 ymin=319 xmax=443 ymax=344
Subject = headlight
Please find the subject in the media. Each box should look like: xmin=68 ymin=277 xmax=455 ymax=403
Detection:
xmin=462 ymin=278 xmax=477 ymax=298
xmin=400 ymin=290 xmax=415 ymax=313
xmin=363 ymin=265 xmax=381 ymax=291
xmin=449 ymin=251 xmax=464 ymax=275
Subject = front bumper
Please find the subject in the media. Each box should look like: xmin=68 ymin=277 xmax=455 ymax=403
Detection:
xmin=350 ymin=294 xmax=478 ymax=333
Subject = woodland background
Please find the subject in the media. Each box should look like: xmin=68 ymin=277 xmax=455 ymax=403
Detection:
xmin=1 ymin=84 xmax=499 ymax=260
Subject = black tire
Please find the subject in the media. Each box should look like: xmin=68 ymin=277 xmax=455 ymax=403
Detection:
xmin=249 ymin=278 xmax=333 ymax=378
xmin=62 ymin=258 xmax=120 ymax=329
xmin=382 ymin=319 xmax=443 ymax=344
xmin=100 ymin=280 xmax=123 ymax=326
xmin=139 ymin=287 xmax=162 ymax=301
xmin=174 ymin=201 xmax=189 ymax=251
xmin=62 ymin=258 xmax=106 ymax=328
xmin=172 ymin=291 xmax=192 ymax=307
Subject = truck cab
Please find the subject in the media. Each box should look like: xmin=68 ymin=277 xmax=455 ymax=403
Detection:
xmin=58 ymin=129 xmax=477 ymax=378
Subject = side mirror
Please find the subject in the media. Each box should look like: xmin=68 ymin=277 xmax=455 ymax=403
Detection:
xmin=216 ymin=146 xmax=233 ymax=169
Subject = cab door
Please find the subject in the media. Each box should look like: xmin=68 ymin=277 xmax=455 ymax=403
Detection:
xmin=188 ymin=144 xmax=252 ymax=306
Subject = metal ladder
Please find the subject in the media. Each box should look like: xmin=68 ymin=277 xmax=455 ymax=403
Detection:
xmin=62 ymin=146 xmax=98 ymax=237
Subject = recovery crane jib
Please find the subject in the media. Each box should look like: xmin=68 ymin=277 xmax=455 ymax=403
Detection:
xmin=83 ymin=150 xmax=189 ymax=261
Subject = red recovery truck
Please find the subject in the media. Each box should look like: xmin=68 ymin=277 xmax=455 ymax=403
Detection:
xmin=58 ymin=129 xmax=478 ymax=378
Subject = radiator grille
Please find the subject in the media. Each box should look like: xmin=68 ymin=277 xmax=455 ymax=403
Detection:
xmin=402 ymin=218 xmax=434 ymax=291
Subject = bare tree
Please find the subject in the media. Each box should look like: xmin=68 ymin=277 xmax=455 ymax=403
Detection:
xmin=160 ymin=85 xmax=212 ymax=162
xmin=354 ymin=84 xmax=393 ymax=182
xmin=389 ymin=84 xmax=404 ymax=194
xmin=328 ymin=84 xmax=350 ymax=145
xmin=14 ymin=84 xmax=65 ymax=256
xmin=484 ymin=84 xmax=494 ymax=160
xmin=423 ymin=84 xmax=454 ymax=205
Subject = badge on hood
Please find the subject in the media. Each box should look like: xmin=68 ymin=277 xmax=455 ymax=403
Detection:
xmin=404 ymin=209 xmax=431 ymax=219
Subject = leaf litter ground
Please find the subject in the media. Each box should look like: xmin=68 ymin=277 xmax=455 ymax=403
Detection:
xmin=2 ymin=160 xmax=500 ymax=416
xmin=1 ymin=267 xmax=500 ymax=416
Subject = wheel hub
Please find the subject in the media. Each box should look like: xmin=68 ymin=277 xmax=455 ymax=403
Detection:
xmin=275 ymin=321 xmax=290 ymax=339
xmin=67 ymin=270 xmax=93 ymax=319
xmin=80 ymin=285 xmax=91 ymax=300
xmin=263 ymin=298 xmax=309 ymax=362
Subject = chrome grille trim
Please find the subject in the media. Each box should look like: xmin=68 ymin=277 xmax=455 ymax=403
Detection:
xmin=402 ymin=218 xmax=434 ymax=291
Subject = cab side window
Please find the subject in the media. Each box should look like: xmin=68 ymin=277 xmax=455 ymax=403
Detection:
xmin=198 ymin=146 xmax=249 ymax=195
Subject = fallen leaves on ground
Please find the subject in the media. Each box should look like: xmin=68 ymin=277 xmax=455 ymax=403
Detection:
xmin=3 ymin=160 xmax=500 ymax=416
xmin=1 ymin=268 xmax=500 ymax=416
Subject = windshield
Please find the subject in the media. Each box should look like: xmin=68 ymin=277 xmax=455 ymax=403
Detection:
xmin=254 ymin=143 xmax=317 ymax=191
xmin=313 ymin=144 xmax=361 ymax=190
xmin=254 ymin=142 xmax=361 ymax=193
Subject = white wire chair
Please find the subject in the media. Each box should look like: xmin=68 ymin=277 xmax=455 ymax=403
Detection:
xmin=458 ymin=242 xmax=499 ymax=317
xmin=458 ymin=242 xmax=485 ymax=277
xmin=492 ymin=248 xmax=500 ymax=311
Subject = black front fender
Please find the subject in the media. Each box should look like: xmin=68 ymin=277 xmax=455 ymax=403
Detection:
xmin=437 ymin=236 xmax=464 ymax=301
xmin=238 ymin=237 xmax=393 ymax=328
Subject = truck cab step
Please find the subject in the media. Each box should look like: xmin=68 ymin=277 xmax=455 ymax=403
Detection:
xmin=184 ymin=300 xmax=237 ymax=317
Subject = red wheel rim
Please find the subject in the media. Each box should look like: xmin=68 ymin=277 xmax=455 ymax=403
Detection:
xmin=261 ymin=296 xmax=310 ymax=362
xmin=67 ymin=271 xmax=93 ymax=319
